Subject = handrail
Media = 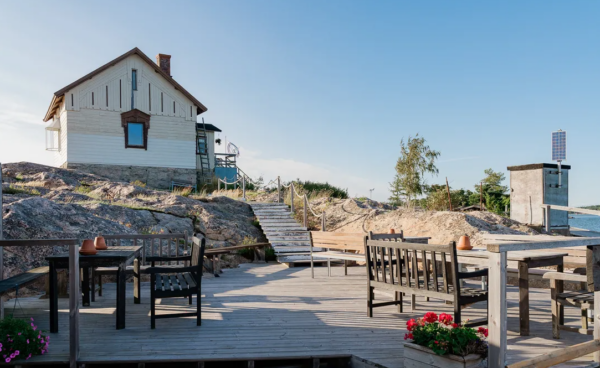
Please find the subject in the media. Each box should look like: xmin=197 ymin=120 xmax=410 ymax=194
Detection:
xmin=506 ymin=339 xmax=600 ymax=368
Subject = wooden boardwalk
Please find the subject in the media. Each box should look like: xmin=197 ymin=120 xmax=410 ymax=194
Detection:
xmin=5 ymin=263 xmax=596 ymax=367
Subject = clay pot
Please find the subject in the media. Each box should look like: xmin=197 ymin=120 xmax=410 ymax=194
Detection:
xmin=389 ymin=229 xmax=396 ymax=234
xmin=80 ymin=239 xmax=98 ymax=256
xmin=94 ymin=236 xmax=107 ymax=250
xmin=457 ymin=235 xmax=473 ymax=251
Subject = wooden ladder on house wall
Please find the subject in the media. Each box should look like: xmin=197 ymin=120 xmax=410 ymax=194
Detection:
xmin=197 ymin=118 xmax=212 ymax=186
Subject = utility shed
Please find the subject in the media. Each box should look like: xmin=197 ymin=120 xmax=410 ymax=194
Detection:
xmin=507 ymin=163 xmax=570 ymax=229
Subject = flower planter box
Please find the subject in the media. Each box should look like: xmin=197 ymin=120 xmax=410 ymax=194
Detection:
xmin=404 ymin=342 xmax=484 ymax=368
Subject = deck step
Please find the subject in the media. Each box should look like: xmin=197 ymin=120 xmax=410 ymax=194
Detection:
xmin=273 ymin=246 xmax=322 ymax=253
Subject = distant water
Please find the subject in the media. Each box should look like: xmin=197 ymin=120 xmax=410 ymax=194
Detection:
xmin=569 ymin=214 xmax=600 ymax=232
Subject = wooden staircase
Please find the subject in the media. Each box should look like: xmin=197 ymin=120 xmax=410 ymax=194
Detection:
xmin=250 ymin=202 xmax=325 ymax=266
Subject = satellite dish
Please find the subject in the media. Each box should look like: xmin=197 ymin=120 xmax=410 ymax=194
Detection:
xmin=227 ymin=142 xmax=240 ymax=157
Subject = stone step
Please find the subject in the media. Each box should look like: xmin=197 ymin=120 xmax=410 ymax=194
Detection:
xmin=277 ymin=255 xmax=330 ymax=265
xmin=270 ymin=242 xmax=312 ymax=247
xmin=256 ymin=215 xmax=294 ymax=219
xmin=268 ymin=238 xmax=311 ymax=242
xmin=253 ymin=209 xmax=290 ymax=212
xmin=260 ymin=225 xmax=306 ymax=230
xmin=264 ymin=232 xmax=310 ymax=237
xmin=256 ymin=218 xmax=297 ymax=222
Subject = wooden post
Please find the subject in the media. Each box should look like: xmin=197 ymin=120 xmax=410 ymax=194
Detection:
xmin=290 ymin=183 xmax=295 ymax=214
xmin=0 ymin=162 xmax=3 ymax=319
xmin=277 ymin=176 xmax=281 ymax=203
xmin=488 ymin=251 xmax=507 ymax=368
xmin=321 ymin=211 xmax=326 ymax=231
xmin=445 ymin=177 xmax=452 ymax=211
xmin=69 ymin=243 xmax=80 ymax=368
xmin=303 ymin=195 xmax=308 ymax=228
xmin=217 ymin=179 xmax=221 ymax=191
xmin=545 ymin=205 xmax=551 ymax=233
xmin=242 ymin=176 xmax=246 ymax=201
xmin=595 ymin=290 xmax=600 ymax=364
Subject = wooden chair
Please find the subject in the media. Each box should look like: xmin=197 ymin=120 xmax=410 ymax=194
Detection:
xmin=92 ymin=233 xmax=189 ymax=300
xmin=364 ymin=236 xmax=488 ymax=326
xmin=147 ymin=236 xmax=205 ymax=329
xmin=543 ymin=247 xmax=598 ymax=339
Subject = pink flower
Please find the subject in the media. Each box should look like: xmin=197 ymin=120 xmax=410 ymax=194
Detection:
xmin=33 ymin=326 xmax=37 ymax=331
xmin=30 ymin=318 xmax=34 ymax=321
xmin=452 ymin=323 xmax=459 ymax=328
xmin=406 ymin=319 xmax=418 ymax=331
xmin=14 ymin=351 xmax=19 ymax=356
xmin=26 ymin=340 xmax=29 ymax=344
xmin=18 ymin=332 xmax=21 ymax=335
xmin=31 ymin=323 xmax=34 ymax=327
xmin=5 ymin=358 xmax=10 ymax=363
xmin=478 ymin=327 xmax=488 ymax=337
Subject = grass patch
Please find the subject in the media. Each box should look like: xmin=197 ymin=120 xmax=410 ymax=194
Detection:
xmin=73 ymin=185 xmax=92 ymax=194
xmin=131 ymin=180 xmax=146 ymax=188
xmin=2 ymin=184 xmax=40 ymax=196
xmin=112 ymin=201 xmax=160 ymax=211
xmin=173 ymin=186 xmax=193 ymax=197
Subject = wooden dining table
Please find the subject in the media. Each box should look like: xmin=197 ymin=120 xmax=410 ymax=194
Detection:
xmin=46 ymin=245 xmax=142 ymax=332
xmin=457 ymin=249 xmax=568 ymax=336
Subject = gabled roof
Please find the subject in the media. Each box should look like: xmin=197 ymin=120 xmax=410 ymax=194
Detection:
xmin=43 ymin=47 xmax=208 ymax=122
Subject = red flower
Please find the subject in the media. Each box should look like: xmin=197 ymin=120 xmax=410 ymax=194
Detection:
xmin=439 ymin=313 xmax=453 ymax=325
xmin=423 ymin=312 xmax=438 ymax=323
xmin=451 ymin=323 xmax=459 ymax=328
xmin=434 ymin=341 xmax=439 ymax=344
xmin=407 ymin=319 xmax=418 ymax=331
xmin=478 ymin=327 xmax=488 ymax=337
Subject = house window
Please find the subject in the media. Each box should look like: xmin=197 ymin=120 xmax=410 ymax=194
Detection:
xmin=161 ymin=93 xmax=164 ymax=112
xmin=132 ymin=70 xmax=137 ymax=91
xmin=121 ymin=109 xmax=150 ymax=150
xmin=127 ymin=123 xmax=144 ymax=147
xmin=173 ymin=101 xmax=176 ymax=114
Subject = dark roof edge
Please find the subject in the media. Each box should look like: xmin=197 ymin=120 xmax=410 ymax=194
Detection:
xmin=196 ymin=123 xmax=222 ymax=132
xmin=507 ymin=163 xmax=571 ymax=171
xmin=44 ymin=47 xmax=207 ymax=122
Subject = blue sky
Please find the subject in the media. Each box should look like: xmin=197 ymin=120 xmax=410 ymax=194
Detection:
xmin=0 ymin=1 xmax=598 ymax=205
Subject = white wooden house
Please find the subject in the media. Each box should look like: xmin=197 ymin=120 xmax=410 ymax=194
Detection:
xmin=43 ymin=47 xmax=221 ymax=188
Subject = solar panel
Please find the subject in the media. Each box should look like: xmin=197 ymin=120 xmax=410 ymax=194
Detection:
xmin=551 ymin=130 xmax=566 ymax=161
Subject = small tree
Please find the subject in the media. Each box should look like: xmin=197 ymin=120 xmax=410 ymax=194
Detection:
xmin=389 ymin=135 xmax=441 ymax=208
xmin=475 ymin=168 xmax=508 ymax=194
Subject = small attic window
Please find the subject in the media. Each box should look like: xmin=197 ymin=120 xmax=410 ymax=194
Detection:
xmin=132 ymin=69 xmax=138 ymax=91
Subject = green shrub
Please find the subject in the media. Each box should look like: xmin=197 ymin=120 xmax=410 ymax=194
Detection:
xmin=0 ymin=316 xmax=49 ymax=362
xmin=287 ymin=179 xmax=348 ymax=199
xmin=265 ymin=247 xmax=276 ymax=261
xmin=172 ymin=187 xmax=193 ymax=197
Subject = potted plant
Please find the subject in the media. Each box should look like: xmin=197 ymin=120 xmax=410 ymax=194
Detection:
xmin=403 ymin=312 xmax=487 ymax=368
xmin=0 ymin=317 xmax=50 ymax=362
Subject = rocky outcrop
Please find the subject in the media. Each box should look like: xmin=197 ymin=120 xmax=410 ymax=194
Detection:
xmin=1 ymin=162 xmax=265 ymax=280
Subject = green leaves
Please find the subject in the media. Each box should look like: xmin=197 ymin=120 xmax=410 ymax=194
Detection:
xmin=389 ymin=134 xmax=441 ymax=207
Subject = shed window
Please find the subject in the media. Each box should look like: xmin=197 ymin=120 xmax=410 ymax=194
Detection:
xmin=132 ymin=70 xmax=137 ymax=91
xmin=127 ymin=123 xmax=144 ymax=147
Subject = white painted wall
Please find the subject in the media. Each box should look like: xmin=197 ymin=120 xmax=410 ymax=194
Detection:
xmin=49 ymin=53 xmax=207 ymax=170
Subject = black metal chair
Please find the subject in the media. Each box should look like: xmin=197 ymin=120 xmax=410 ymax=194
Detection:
xmin=146 ymin=236 xmax=205 ymax=329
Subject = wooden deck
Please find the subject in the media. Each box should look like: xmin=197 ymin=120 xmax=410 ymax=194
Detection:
xmin=5 ymin=263 xmax=597 ymax=367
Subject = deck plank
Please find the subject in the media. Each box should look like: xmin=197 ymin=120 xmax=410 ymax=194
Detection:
xmin=4 ymin=264 xmax=597 ymax=367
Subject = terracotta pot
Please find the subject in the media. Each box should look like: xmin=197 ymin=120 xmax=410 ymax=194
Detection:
xmin=457 ymin=235 xmax=472 ymax=251
xmin=94 ymin=236 xmax=107 ymax=250
xmin=80 ymin=239 xmax=97 ymax=255
xmin=389 ymin=229 xmax=396 ymax=234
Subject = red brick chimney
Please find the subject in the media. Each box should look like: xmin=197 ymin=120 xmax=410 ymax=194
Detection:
xmin=156 ymin=54 xmax=171 ymax=76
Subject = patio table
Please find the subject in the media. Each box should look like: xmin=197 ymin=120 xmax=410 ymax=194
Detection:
xmin=457 ymin=249 xmax=567 ymax=336
xmin=46 ymin=245 xmax=142 ymax=332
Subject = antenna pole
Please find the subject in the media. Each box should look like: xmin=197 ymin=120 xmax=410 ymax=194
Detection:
xmin=558 ymin=161 xmax=562 ymax=188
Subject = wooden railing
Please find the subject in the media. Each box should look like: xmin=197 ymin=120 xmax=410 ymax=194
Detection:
xmin=485 ymin=235 xmax=600 ymax=368
xmin=541 ymin=204 xmax=600 ymax=233
xmin=507 ymin=339 xmax=600 ymax=368
xmin=0 ymin=239 xmax=80 ymax=368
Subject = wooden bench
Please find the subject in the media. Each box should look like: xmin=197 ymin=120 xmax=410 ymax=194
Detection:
xmin=309 ymin=230 xmax=430 ymax=278
xmin=0 ymin=266 xmax=49 ymax=297
xmin=365 ymin=236 xmax=488 ymax=326
xmin=544 ymin=268 xmax=595 ymax=338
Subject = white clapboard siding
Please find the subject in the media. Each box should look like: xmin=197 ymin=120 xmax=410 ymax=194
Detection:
xmin=65 ymin=55 xmax=197 ymax=122
xmin=68 ymin=133 xmax=196 ymax=169
xmin=67 ymin=109 xmax=195 ymax=141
